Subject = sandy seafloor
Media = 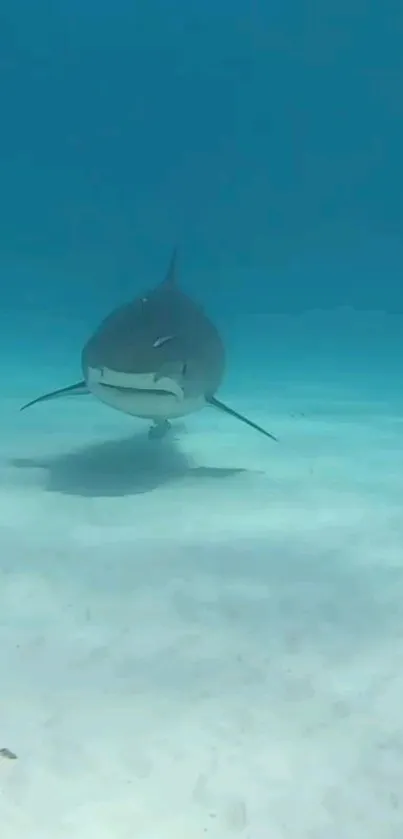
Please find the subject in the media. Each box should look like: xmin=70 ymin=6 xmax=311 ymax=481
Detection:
xmin=1 ymin=312 xmax=403 ymax=839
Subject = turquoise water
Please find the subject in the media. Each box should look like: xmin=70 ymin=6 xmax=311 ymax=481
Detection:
xmin=1 ymin=2 xmax=403 ymax=837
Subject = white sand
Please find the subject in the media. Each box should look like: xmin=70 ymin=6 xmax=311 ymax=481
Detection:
xmin=1 ymin=370 xmax=403 ymax=838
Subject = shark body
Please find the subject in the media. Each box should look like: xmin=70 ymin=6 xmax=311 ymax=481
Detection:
xmin=21 ymin=250 xmax=277 ymax=442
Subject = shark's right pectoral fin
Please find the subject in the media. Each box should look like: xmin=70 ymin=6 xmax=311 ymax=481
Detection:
xmin=20 ymin=380 xmax=89 ymax=412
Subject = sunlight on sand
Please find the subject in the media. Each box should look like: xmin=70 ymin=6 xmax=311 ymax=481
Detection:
xmin=1 ymin=387 xmax=403 ymax=838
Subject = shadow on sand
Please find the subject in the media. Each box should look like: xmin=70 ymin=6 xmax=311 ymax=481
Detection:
xmin=10 ymin=432 xmax=249 ymax=498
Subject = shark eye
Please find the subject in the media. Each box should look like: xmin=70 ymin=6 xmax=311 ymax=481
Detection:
xmin=153 ymin=335 xmax=174 ymax=348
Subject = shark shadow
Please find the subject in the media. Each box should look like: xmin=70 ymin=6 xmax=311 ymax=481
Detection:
xmin=10 ymin=432 xmax=249 ymax=498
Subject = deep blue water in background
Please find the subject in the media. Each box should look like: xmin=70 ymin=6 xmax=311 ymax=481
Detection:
xmin=0 ymin=0 xmax=402 ymax=395
xmin=2 ymin=10 xmax=403 ymax=832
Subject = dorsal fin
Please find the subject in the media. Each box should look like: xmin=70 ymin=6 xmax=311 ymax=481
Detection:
xmin=162 ymin=246 xmax=178 ymax=287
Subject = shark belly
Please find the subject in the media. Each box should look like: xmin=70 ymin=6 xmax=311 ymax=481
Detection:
xmin=85 ymin=366 xmax=206 ymax=420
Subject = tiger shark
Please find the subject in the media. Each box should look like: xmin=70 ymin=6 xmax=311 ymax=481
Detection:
xmin=20 ymin=250 xmax=278 ymax=441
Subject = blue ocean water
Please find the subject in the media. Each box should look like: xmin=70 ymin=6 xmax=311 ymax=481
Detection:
xmin=1 ymin=2 xmax=403 ymax=837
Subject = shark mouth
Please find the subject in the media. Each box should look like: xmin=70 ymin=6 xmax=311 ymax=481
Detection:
xmin=101 ymin=383 xmax=174 ymax=397
xmin=87 ymin=366 xmax=184 ymax=401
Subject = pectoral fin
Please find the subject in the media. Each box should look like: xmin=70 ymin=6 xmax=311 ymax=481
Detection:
xmin=207 ymin=396 xmax=278 ymax=442
xmin=20 ymin=380 xmax=89 ymax=412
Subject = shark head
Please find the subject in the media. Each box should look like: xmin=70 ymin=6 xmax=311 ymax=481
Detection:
xmin=21 ymin=248 xmax=278 ymax=442
xmin=81 ymin=249 xmax=226 ymax=419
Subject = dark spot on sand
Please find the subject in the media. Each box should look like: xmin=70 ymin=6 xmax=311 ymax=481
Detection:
xmin=0 ymin=748 xmax=17 ymax=760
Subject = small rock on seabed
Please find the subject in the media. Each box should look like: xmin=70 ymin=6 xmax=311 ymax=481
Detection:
xmin=0 ymin=748 xmax=17 ymax=760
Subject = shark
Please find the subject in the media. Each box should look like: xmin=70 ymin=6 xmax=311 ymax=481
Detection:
xmin=20 ymin=250 xmax=278 ymax=442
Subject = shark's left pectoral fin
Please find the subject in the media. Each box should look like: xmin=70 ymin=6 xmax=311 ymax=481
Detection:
xmin=207 ymin=395 xmax=278 ymax=442
xmin=20 ymin=380 xmax=89 ymax=412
